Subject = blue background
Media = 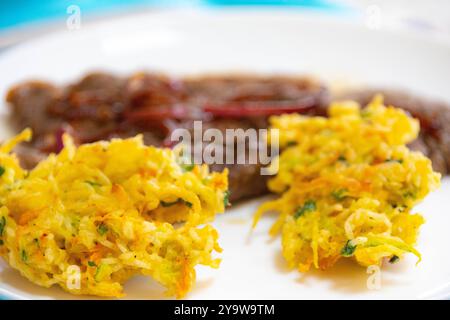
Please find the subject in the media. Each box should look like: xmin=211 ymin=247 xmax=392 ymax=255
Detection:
xmin=0 ymin=0 xmax=343 ymax=30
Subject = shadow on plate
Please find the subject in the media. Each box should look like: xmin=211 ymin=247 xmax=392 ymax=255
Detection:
xmin=273 ymin=249 xmax=413 ymax=294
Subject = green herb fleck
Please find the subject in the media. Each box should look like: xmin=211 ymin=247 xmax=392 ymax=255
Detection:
xmin=286 ymin=141 xmax=297 ymax=147
xmin=392 ymin=204 xmax=407 ymax=212
xmin=180 ymin=163 xmax=195 ymax=172
xmin=20 ymin=249 xmax=28 ymax=262
xmin=33 ymin=238 xmax=40 ymax=248
xmin=337 ymin=155 xmax=347 ymax=162
xmin=71 ymin=217 xmax=81 ymax=229
xmin=88 ymin=261 xmax=97 ymax=267
xmin=361 ymin=109 xmax=371 ymax=118
xmin=403 ymin=191 xmax=416 ymax=199
xmin=223 ymin=190 xmax=230 ymax=207
xmin=294 ymin=200 xmax=316 ymax=219
xmin=94 ymin=265 xmax=102 ymax=282
xmin=0 ymin=216 xmax=5 ymax=236
xmin=94 ymin=263 xmax=111 ymax=282
xmin=97 ymin=223 xmax=108 ymax=236
xmin=341 ymin=240 xmax=357 ymax=257
xmin=85 ymin=180 xmax=101 ymax=187
xmin=0 ymin=239 xmax=4 ymax=246
xmin=0 ymin=166 xmax=5 ymax=177
xmin=331 ymin=189 xmax=348 ymax=201
xmin=161 ymin=199 xmax=193 ymax=208
xmin=385 ymin=159 xmax=403 ymax=164
xmin=161 ymin=200 xmax=180 ymax=207
xmin=389 ymin=255 xmax=400 ymax=264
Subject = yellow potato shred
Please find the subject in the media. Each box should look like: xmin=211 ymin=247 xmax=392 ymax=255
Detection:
xmin=254 ymin=96 xmax=440 ymax=272
xmin=0 ymin=131 xmax=228 ymax=298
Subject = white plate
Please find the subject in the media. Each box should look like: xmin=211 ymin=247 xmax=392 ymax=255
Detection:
xmin=0 ymin=9 xmax=449 ymax=300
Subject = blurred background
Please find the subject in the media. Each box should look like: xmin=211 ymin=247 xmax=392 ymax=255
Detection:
xmin=1 ymin=0 xmax=450 ymax=50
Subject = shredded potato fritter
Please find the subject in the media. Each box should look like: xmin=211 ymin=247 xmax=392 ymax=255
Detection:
xmin=254 ymin=96 xmax=440 ymax=272
xmin=0 ymin=132 xmax=228 ymax=298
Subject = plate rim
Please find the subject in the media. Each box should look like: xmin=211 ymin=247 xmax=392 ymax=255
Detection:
xmin=0 ymin=8 xmax=449 ymax=300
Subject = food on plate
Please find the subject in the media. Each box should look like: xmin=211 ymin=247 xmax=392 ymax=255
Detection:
xmin=6 ymin=73 xmax=329 ymax=202
xmin=339 ymin=89 xmax=450 ymax=175
xmin=253 ymin=96 xmax=440 ymax=272
xmin=0 ymin=130 xmax=228 ymax=298
xmin=1 ymin=71 xmax=448 ymax=297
